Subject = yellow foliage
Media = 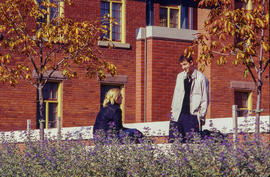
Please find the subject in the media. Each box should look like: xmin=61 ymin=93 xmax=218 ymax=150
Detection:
xmin=262 ymin=42 xmax=268 ymax=52
xmin=265 ymin=13 xmax=269 ymax=23
xmin=186 ymin=0 xmax=269 ymax=87
xmin=0 ymin=0 xmax=117 ymax=86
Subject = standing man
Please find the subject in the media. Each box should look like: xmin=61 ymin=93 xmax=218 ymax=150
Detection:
xmin=169 ymin=55 xmax=209 ymax=143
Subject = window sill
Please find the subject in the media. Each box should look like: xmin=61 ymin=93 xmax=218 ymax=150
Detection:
xmin=136 ymin=26 xmax=198 ymax=41
xmin=32 ymin=70 xmax=67 ymax=80
xmin=98 ymin=41 xmax=131 ymax=49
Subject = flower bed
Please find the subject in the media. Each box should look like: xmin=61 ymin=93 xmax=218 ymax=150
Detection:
xmin=0 ymin=131 xmax=269 ymax=176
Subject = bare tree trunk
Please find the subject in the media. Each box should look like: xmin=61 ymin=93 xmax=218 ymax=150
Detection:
xmin=38 ymin=84 xmax=45 ymax=142
xmin=255 ymin=81 xmax=262 ymax=135
xmin=255 ymin=0 xmax=266 ymax=136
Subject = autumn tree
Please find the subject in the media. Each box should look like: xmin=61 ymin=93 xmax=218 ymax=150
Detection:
xmin=187 ymin=0 xmax=269 ymax=134
xmin=0 ymin=0 xmax=116 ymax=140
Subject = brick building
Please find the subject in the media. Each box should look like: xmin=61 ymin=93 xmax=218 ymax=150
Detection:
xmin=0 ymin=0 xmax=269 ymax=131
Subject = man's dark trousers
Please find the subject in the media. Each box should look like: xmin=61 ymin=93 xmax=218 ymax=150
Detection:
xmin=168 ymin=113 xmax=199 ymax=143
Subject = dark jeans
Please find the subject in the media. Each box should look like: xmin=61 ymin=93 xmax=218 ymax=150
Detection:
xmin=168 ymin=113 xmax=199 ymax=143
xmin=94 ymin=128 xmax=144 ymax=144
xmin=119 ymin=128 xmax=144 ymax=144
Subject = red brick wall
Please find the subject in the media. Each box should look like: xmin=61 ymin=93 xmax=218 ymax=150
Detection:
xmin=209 ymin=58 xmax=270 ymax=118
xmin=61 ymin=0 xmax=147 ymax=126
xmin=0 ymin=0 xmax=268 ymax=132
xmin=197 ymin=7 xmax=269 ymax=119
xmin=136 ymin=37 xmax=194 ymax=122
xmin=0 ymin=82 xmax=36 ymax=131
xmin=0 ymin=0 xmax=147 ymax=131
xmin=135 ymin=39 xmax=145 ymax=123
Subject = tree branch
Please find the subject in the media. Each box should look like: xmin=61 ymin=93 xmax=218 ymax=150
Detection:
xmin=46 ymin=39 xmax=90 ymax=80
xmin=0 ymin=62 xmax=36 ymax=86
xmin=262 ymin=74 xmax=269 ymax=84
xmin=262 ymin=59 xmax=269 ymax=74
xmin=28 ymin=53 xmax=39 ymax=76
xmin=257 ymin=0 xmax=266 ymax=80
xmin=249 ymin=55 xmax=258 ymax=73
xmin=18 ymin=71 xmax=37 ymax=88
xmin=245 ymin=63 xmax=257 ymax=86
xmin=1 ymin=2 xmax=39 ymax=79
xmin=43 ymin=43 xmax=65 ymax=67
xmin=0 ymin=62 xmax=12 ymax=74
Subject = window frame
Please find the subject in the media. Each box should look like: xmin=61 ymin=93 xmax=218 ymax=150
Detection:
xmin=159 ymin=5 xmax=196 ymax=30
xmin=234 ymin=90 xmax=252 ymax=117
xmin=235 ymin=0 xmax=252 ymax=10
xmin=100 ymin=0 xmax=126 ymax=43
xmin=160 ymin=6 xmax=180 ymax=28
xmin=43 ymin=81 xmax=63 ymax=129
xmin=35 ymin=0 xmax=64 ymax=24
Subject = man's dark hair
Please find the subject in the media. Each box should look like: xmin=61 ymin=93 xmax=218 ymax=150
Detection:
xmin=178 ymin=55 xmax=193 ymax=63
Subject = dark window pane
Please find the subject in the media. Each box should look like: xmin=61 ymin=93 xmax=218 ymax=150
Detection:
xmin=101 ymin=2 xmax=110 ymax=16
xmin=170 ymin=9 xmax=178 ymax=28
xmin=160 ymin=8 xmax=167 ymax=27
xmin=37 ymin=0 xmax=59 ymax=22
xmin=100 ymin=2 xmax=122 ymax=41
xmin=112 ymin=3 xmax=121 ymax=41
xmin=181 ymin=6 xmax=188 ymax=29
xmin=188 ymin=7 xmax=194 ymax=29
xmin=50 ymin=1 xmax=59 ymax=20
xmin=40 ymin=102 xmax=46 ymax=128
xmin=101 ymin=20 xmax=110 ymax=40
xmin=101 ymin=2 xmax=110 ymax=40
xmin=48 ymin=103 xmax=57 ymax=128
xmin=112 ymin=25 xmax=121 ymax=41
xmin=43 ymin=82 xmax=58 ymax=100
xmin=37 ymin=0 xmax=47 ymax=25
xmin=234 ymin=91 xmax=249 ymax=117
xmin=235 ymin=0 xmax=246 ymax=9
xmin=112 ymin=3 xmax=121 ymax=18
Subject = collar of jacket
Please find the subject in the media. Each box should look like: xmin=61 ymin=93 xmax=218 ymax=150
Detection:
xmin=183 ymin=69 xmax=198 ymax=80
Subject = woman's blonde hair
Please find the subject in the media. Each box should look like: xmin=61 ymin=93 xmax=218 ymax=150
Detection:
xmin=103 ymin=88 xmax=121 ymax=107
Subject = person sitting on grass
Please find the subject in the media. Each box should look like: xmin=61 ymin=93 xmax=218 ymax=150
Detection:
xmin=93 ymin=88 xmax=144 ymax=144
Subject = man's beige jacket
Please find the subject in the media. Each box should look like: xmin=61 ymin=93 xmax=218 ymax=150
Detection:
xmin=171 ymin=69 xmax=209 ymax=129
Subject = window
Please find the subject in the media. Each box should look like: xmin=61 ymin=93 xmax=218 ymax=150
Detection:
xmin=159 ymin=8 xmax=168 ymax=27
xmin=235 ymin=0 xmax=252 ymax=10
xmin=36 ymin=0 xmax=64 ymax=24
xmin=181 ymin=6 xmax=194 ymax=29
xmin=234 ymin=91 xmax=252 ymax=117
xmin=100 ymin=84 xmax=125 ymax=121
xmin=101 ymin=1 xmax=123 ymax=42
xmin=170 ymin=9 xmax=179 ymax=28
xmin=159 ymin=5 xmax=196 ymax=30
xmin=42 ymin=82 xmax=62 ymax=128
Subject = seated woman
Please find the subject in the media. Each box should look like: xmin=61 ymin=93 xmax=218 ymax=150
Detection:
xmin=93 ymin=88 xmax=144 ymax=144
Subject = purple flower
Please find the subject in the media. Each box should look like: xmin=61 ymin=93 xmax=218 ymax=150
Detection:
xmin=25 ymin=151 xmax=31 ymax=158
xmin=219 ymin=152 xmax=224 ymax=161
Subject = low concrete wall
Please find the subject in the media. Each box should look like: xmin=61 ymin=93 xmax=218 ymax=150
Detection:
xmin=1 ymin=116 xmax=269 ymax=143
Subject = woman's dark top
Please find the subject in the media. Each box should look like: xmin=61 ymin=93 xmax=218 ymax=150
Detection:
xmin=93 ymin=103 xmax=125 ymax=135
